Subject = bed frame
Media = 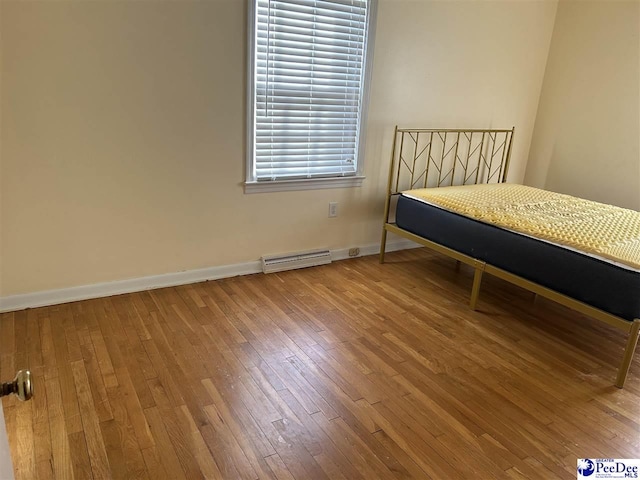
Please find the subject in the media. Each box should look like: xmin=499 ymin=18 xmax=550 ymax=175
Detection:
xmin=379 ymin=126 xmax=640 ymax=388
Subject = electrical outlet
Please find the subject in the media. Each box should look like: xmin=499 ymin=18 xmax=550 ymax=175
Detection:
xmin=348 ymin=248 xmax=360 ymax=257
xmin=328 ymin=202 xmax=338 ymax=218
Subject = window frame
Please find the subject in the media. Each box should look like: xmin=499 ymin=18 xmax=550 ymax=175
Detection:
xmin=245 ymin=0 xmax=377 ymax=194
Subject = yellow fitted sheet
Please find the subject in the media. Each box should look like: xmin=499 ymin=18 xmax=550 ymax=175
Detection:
xmin=403 ymin=183 xmax=640 ymax=270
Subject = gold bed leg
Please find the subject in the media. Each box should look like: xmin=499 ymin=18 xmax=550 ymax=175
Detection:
xmin=380 ymin=228 xmax=388 ymax=264
xmin=616 ymin=319 xmax=640 ymax=388
xmin=470 ymin=261 xmax=485 ymax=310
xmin=380 ymin=127 xmax=398 ymax=265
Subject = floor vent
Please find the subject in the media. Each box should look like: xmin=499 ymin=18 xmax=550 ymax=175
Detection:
xmin=262 ymin=249 xmax=332 ymax=274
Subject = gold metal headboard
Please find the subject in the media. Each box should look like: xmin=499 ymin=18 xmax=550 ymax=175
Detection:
xmin=381 ymin=127 xmax=514 ymax=252
xmin=386 ymin=127 xmax=515 ymax=196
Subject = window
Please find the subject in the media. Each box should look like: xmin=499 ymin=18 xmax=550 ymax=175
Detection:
xmin=246 ymin=0 xmax=376 ymax=193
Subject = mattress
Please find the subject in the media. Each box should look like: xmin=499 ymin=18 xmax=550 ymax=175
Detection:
xmin=404 ymin=183 xmax=640 ymax=271
xmin=395 ymin=192 xmax=640 ymax=321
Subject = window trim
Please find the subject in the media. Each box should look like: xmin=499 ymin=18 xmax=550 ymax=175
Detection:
xmin=245 ymin=0 xmax=378 ymax=194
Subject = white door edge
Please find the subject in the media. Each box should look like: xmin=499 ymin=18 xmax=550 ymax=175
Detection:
xmin=0 ymin=403 xmax=14 ymax=480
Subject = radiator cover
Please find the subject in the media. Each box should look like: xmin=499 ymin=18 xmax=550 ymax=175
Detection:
xmin=261 ymin=249 xmax=332 ymax=274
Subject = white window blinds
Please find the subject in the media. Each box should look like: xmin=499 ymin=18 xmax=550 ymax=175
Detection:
xmin=252 ymin=0 xmax=371 ymax=182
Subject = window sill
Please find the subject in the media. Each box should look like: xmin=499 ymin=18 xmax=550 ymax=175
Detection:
xmin=244 ymin=176 xmax=365 ymax=194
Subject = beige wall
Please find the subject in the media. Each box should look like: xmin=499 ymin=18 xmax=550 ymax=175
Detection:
xmin=0 ymin=0 xmax=557 ymax=296
xmin=525 ymin=0 xmax=640 ymax=209
xmin=0 ymin=2 xmax=3 ymax=298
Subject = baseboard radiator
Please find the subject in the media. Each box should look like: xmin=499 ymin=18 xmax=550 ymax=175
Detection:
xmin=262 ymin=249 xmax=332 ymax=274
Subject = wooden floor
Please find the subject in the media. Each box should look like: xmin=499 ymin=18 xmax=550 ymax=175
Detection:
xmin=2 ymin=248 xmax=640 ymax=479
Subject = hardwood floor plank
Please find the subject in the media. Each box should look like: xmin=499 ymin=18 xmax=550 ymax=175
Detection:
xmin=287 ymin=356 xmax=381 ymax=435
xmin=44 ymin=377 xmax=74 ymax=480
xmin=14 ymin=399 xmax=36 ymax=480
xmin=0 ymin=313 xmax=16 ymax=388
xmin=147 ymin=378 xmax=204 ymax=479
xmin=201 ymin=378 xmax=276 ymax=461
xmin=143 ymin=406 xmax=188 ymax=480
xmin=104 ymin=383 xmax=149 ymax=480
xmin=175 ymin=405 xmax=225 ymax=480
xmin=3 ymin=249 xmax=640 ymax=479
xmin=68 ymin=431 xmax=94 ymax=480
xmin=372 ymin=429 xmax=431 ymax=480
xmin=49 ymin=307 xmax=83 ymax=436
xmin=99 ymin=420 xmax=129 ymax=480
xmin=309 ymin=413 xmax=396 ymax=480
xmin=276 ymin=387 xmax=367 ymax=480
xmin=70 ymin=361 xmax=111 ymax=479
xmin=140 ymin=445 xmax=169 ymax=480
xmin=29 ymin=366 xmax=52 ymax=477
xmin=78 ymin=331 xmax=114 ymax=424
xmin=201 ymin=404 xmax=255 ymax=480
xmin=107 ymin=368 xmax=154 ymax=451
xmin=88 ymin=325 xmax=118 ymax=390
xmin=264 ymin=454 xmax=296 ymax=480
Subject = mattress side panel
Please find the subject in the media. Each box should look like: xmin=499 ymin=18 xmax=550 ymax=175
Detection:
xmin=396 ymin=195 xmax=640 ymax=321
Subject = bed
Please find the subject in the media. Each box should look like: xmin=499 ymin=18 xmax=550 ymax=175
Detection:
xmin=379 ymin=127 xmax=640 ymax=388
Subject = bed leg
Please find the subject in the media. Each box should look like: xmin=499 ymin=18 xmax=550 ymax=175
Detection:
xmin=470 ymin=261 xmax=485 ymax=311
xmin=380 ymin=228 xmax=388 ymax=264
xmin=616 ymin=319 xmax=640 ymax=388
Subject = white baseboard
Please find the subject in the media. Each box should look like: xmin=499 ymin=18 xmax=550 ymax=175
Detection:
xmin=330 ymin=238 xmax=418 ymax=261
xmin=0 ymin=239 xmax=420 ymax=313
